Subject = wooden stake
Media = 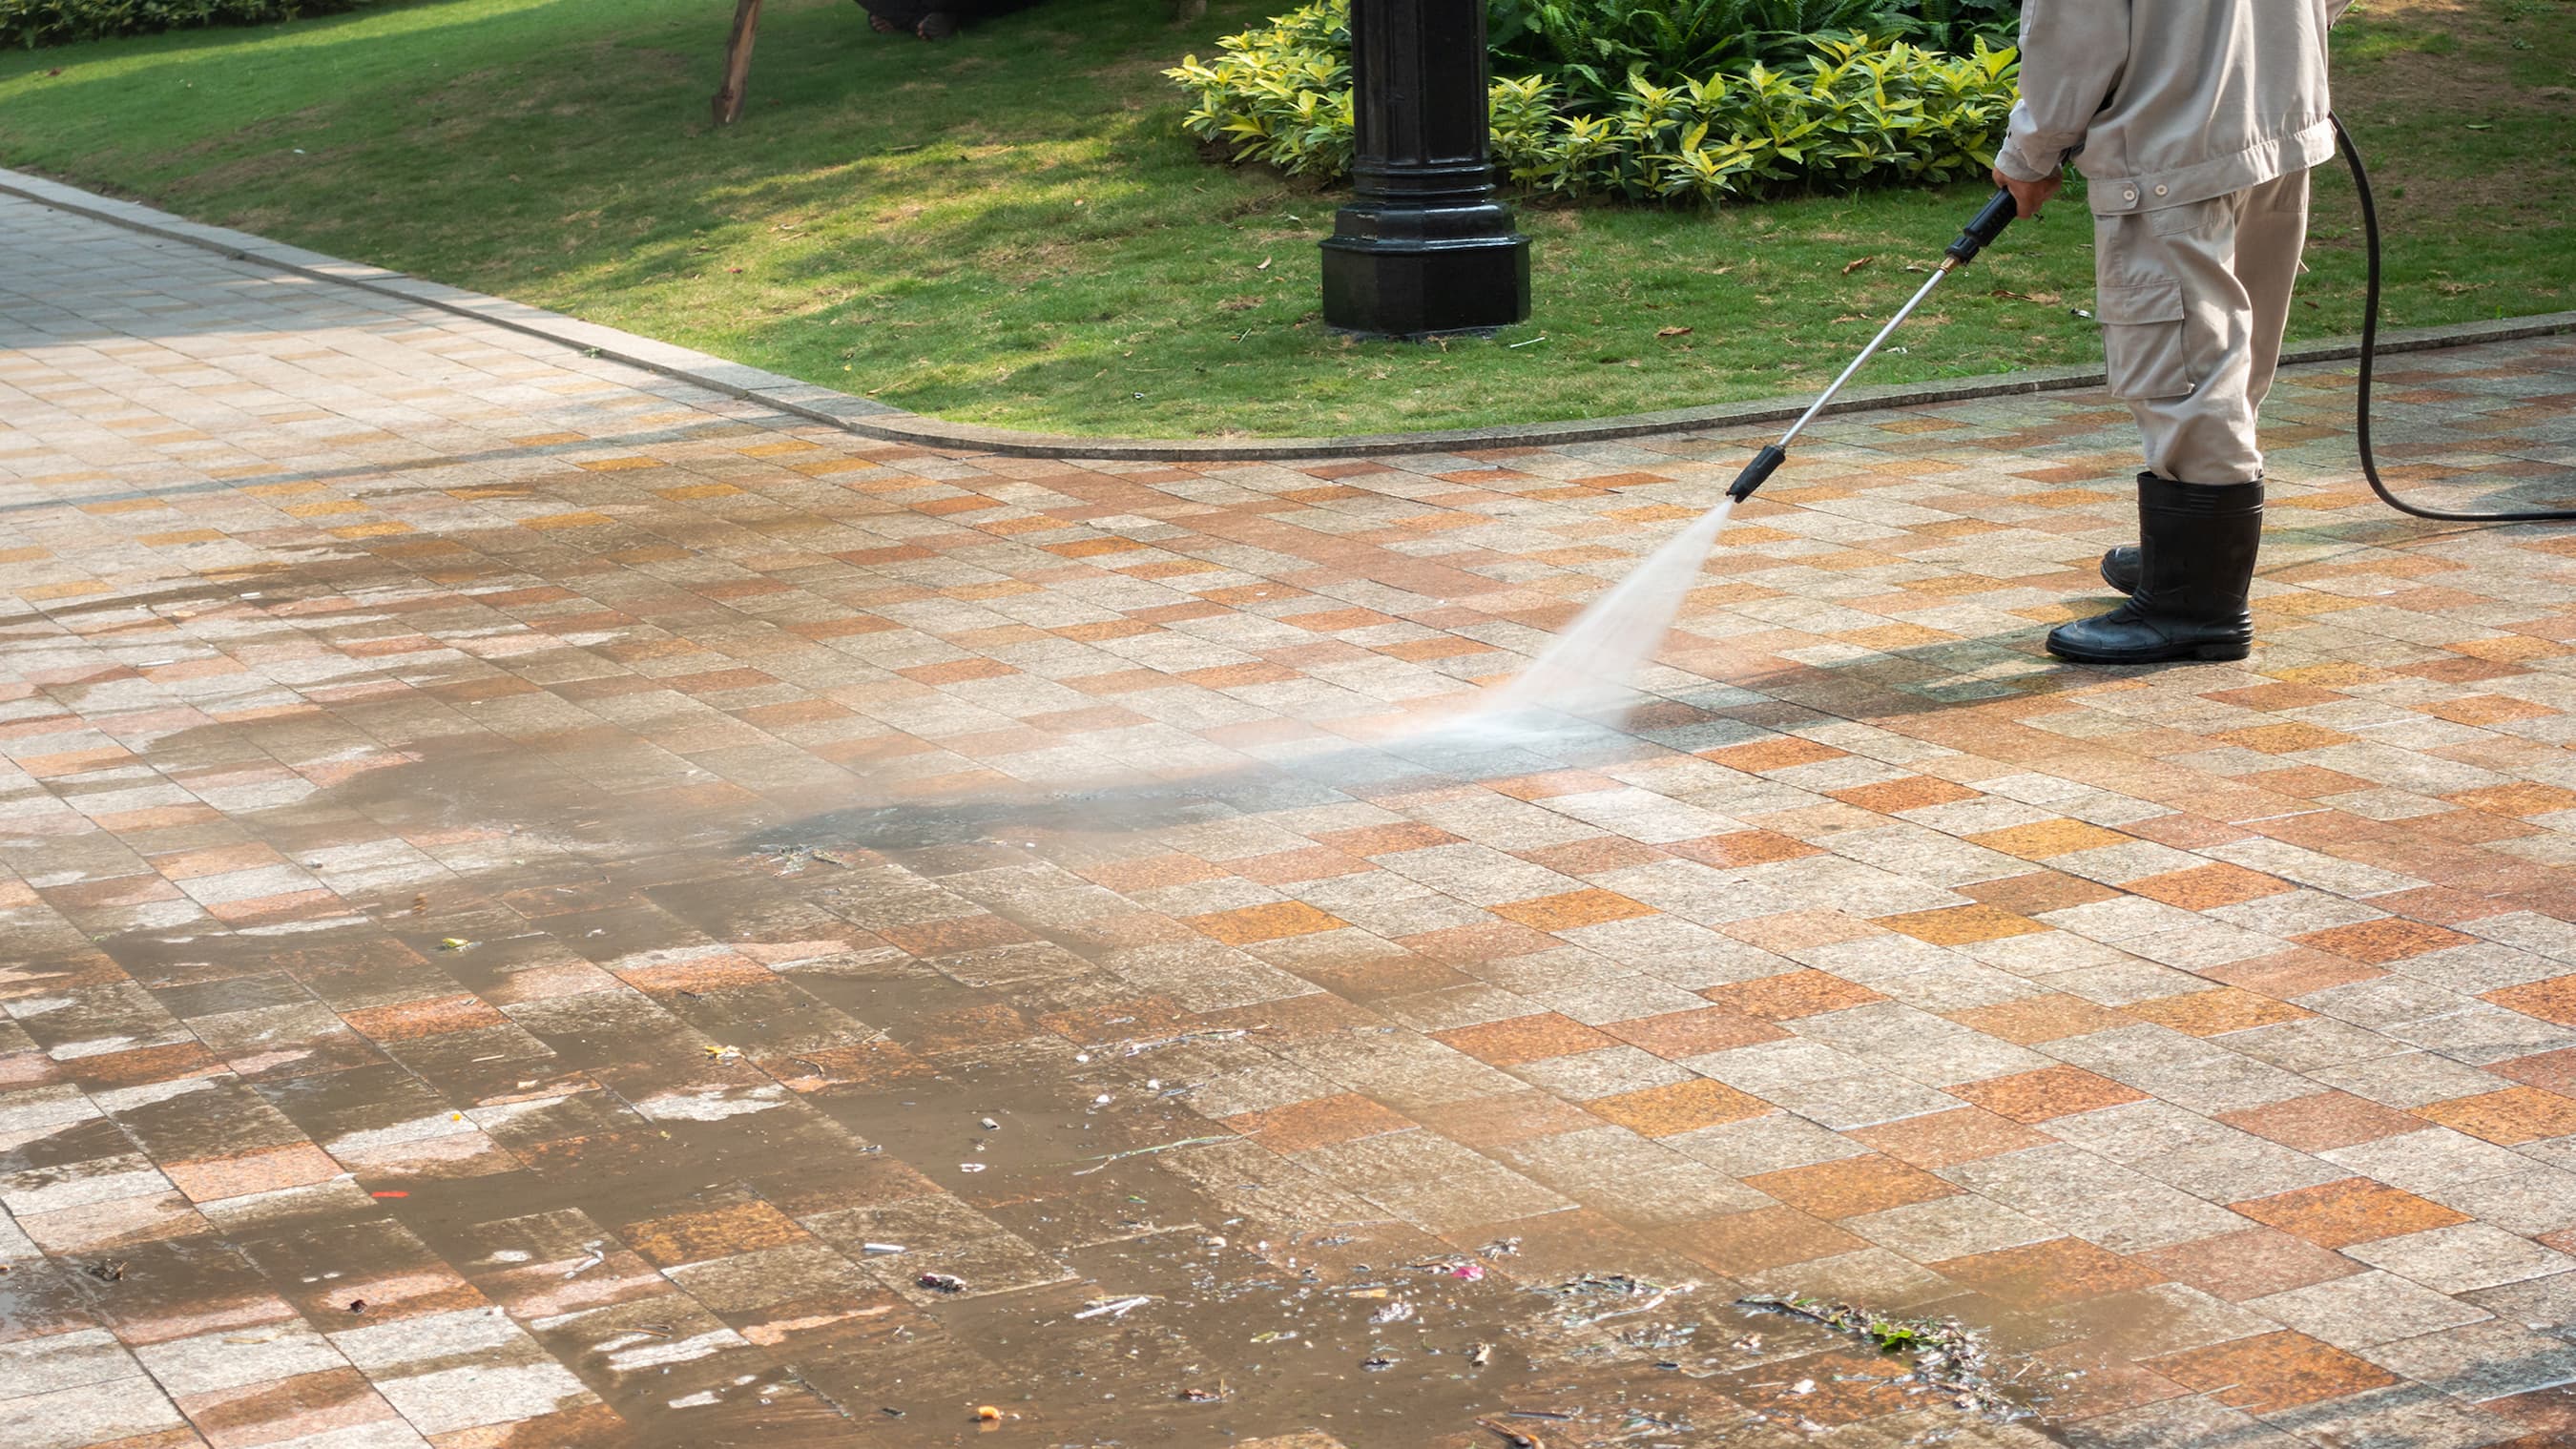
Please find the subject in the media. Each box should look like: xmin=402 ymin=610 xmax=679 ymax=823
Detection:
xmin=712 ymin=0 xmax=764 ymax=127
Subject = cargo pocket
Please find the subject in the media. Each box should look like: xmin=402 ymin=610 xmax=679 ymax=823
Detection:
xmin=2096 ymin=278 xmax=2195 ymax=401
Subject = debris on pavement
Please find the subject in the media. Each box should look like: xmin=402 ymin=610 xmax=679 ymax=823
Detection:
xmin=1074 ymin=1294 xmax=1156 ymax=1320
xmin=1070 ymin=1133 xmax=1232 ymax=1176
xmin=919 ymin=1273 xmax=969 ymax=1294
xmin=1739 ymin=1294 xmax=2017 ymax=1416
xmin=751 ymin=842 xmax=855 ymax=875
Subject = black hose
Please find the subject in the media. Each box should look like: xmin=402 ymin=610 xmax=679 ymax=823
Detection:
xmin=2332 ymin=111 xmax=2576 ymax=522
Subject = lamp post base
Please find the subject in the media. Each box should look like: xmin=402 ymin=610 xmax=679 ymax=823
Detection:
xmin=1320 ymin=229 xmax=1530 ymax=340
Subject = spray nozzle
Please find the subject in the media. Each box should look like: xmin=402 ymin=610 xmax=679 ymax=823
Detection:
xmin=1726 ymin=445 xmax=1789 ymax=502
xmin=1945 ymin=186 xmax=2019 ymax=266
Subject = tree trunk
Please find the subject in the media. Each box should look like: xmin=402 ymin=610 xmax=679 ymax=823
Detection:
xmin=711 ymin=0 xmax=764 ymax=127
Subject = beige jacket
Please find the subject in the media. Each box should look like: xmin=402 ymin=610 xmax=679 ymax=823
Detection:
xmin=1994 ymin=0 xmax=2353 ymax=215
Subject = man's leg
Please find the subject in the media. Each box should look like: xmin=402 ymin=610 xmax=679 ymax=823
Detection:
xmin=2237 ymin=168 xmax=2314 ymax=414
xmin=2090 ymin=169 xmax=2314 ymax=596
xmin=2048 ymin=188 xmax=2269 ymax=663
xmin=2120 ymin=192 xmax=2267 ymax=486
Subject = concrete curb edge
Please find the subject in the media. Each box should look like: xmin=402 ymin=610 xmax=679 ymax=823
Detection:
xmin=12 ymin=166 xmax=2575 ymax=463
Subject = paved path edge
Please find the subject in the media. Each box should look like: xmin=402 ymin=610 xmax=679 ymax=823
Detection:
xmin=13 ymin=165 xmax=2576 ymax=464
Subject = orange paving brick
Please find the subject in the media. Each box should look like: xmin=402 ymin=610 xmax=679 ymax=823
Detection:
xmin=2233 ymin=1177 xmax=2470 ymax=1249
xmin=1434 ymin=1013 xmax=1617 ymax=1066
xmin=2220 ymin=1091 xmax=2435 ymax=1152
xmin=1826 ymin=776 xmax=1982 ymax=814
xmin=2203 ymin=947 xmax=2388 ymax=1000
xmin=2448 ymin=782 xmax=2576 ymax=818
xmin=1701 ymin=969 xmax=1887 ymax=1021
xmin=2126 ymin=988 xmax=2313 ymax=1037
xmin=1410 ymin=1091 xmax=1604 ymax=1149
xmin=1944 ymin=994 xmax=2132 ymax=1045
xmin=1311 ymin=821 xmax=1463 ymax=857
xmin=2293 ymin=917 xmax=2476 ymax=963
xmin=1933 ymin=1236 xmax=2162 ymax=1308
xmin=1489 ymin=888 xmax=1656 ymax=932
xmin=2412 ymin=1086 xmax=2576 ymax=1146
xmin=1875 ymin=902 xmax=2050 ymax=945
xmin=2211 ymin=722 xmax=2357 ymax=755
xmin=161 ymin=1143 xmax=343 ymax=1203
xmin=1966 ymin=818 xmax=2134 ymax=859
xmin=874 ymin=915 xmax=1040 ymax=958
xmin=1601 ymin=1008 xmax=1786 ymax=1059
xmin=1700 ymin=736 xmax=1847 ymax=774
xmin=2145 ymin=1331 xmax=2399 ymax=1415
xmin=1678 ymin=1206 xmax=1867 ymax=1273
xmin=2487 ymin=974 xmax=2576 ymax=1025
xmin=1747 ymin=1154 xmax=1959 ymax=1218
xmin=1513 ymin=836 xmax=1670 ymax=877
xmin=1664 ymin=830 xmax=1825 ymax=866
xmin=339 ymin=995 xmax=511 ymax=1042
xmin=1587 ymin=1078 xmax=1770 ymax=1136
xmin=2137 ymin=1227 xmax=2362 ymax=1302
xmin=1848 ymin=1108 xmax=2054 ymax=1169
xmin=1953 ymin=1066 xmax=2146 ymax=1124
xmin=1227 ymin=1093 xmax=1417 ymax=1154
xmin=1185 ymin=900 xmax=1345 ymax=944
xmin=2123 ymin=862 xmax=2296 ymax=909
xmin=1960 ymin=869 xmax=2125 ymax=917
xmin=618 ymin=1199 xmax=812 ymax=1268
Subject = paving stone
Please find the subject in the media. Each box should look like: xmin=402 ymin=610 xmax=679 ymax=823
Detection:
xmin=8 ymin=187 xmax=2576 ymax=1449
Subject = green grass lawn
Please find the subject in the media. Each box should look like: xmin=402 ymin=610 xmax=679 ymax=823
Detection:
xmin=4 ymin=0 xmax=2571 ymax=438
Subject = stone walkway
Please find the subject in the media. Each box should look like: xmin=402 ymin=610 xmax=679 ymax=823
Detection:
xmin=6 ymin=191 xmax=2576 ymax=1449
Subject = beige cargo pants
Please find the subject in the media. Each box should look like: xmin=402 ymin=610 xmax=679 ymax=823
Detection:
xmin=2093 ymin=168 xmax=2313 ymax=484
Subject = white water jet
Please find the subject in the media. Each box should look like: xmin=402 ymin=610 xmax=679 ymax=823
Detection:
xmin=1412 ymin=498 xmax=1738 ymax=743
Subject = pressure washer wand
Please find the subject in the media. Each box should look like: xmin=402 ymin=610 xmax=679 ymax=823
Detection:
xmin=1727 ymin=187 xmax=2022 ymax=502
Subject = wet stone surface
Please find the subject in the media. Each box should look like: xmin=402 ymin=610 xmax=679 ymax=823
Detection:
xmin=8 ymin=194 xmax=2576 ymax=1448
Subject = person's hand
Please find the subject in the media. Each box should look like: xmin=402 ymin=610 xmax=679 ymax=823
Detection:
xmin=1992 ymin=165 xmax=2065 ymax=218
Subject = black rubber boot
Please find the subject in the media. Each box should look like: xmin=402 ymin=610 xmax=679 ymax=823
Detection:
xmin=2099 ymin=545 xmax=2139 ymax=595
xmin=2047 ymin=474 xmax=2262 ymax=664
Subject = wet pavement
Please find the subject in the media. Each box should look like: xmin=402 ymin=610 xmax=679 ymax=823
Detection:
xmin=6 ymin=191 xmax=2576 ymax=1449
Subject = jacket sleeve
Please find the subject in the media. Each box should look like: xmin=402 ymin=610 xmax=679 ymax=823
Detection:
xmin=1992 ymin=0 xmax=2131 ymax=181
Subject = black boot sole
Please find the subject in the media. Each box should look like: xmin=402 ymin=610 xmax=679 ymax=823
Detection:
xmin=2046 ymin=635 xmax=2250 ymax=665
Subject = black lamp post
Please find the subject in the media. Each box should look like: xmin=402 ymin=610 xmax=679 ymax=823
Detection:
xmin=1319 ymin=0 xmax=1532 ymax=338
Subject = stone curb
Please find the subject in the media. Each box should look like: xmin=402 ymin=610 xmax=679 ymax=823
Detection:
xmin=12 ymin=166 xmax=2576 ymax=463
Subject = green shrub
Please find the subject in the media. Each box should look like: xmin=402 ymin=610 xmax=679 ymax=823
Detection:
xmin=1167 ymin=0 xmax=2019 ymax=205
xmin=2 ymin=0 xmax=373 ymax=49
xmin=1484 ymin=0 xmax=2017 ymax=109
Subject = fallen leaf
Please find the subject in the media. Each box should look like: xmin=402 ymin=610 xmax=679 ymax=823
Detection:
xmin=1256 ymin=257 xmax=1273 ymax=271
xmin=1655 ymin=326 xmax=1693 ymax=338
xmin=1841 ymin=256 xmax=1875 ymax=275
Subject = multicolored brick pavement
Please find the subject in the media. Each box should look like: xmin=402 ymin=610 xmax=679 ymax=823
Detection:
xmin=6 ymin=191 xmax=2576 ymax=1449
